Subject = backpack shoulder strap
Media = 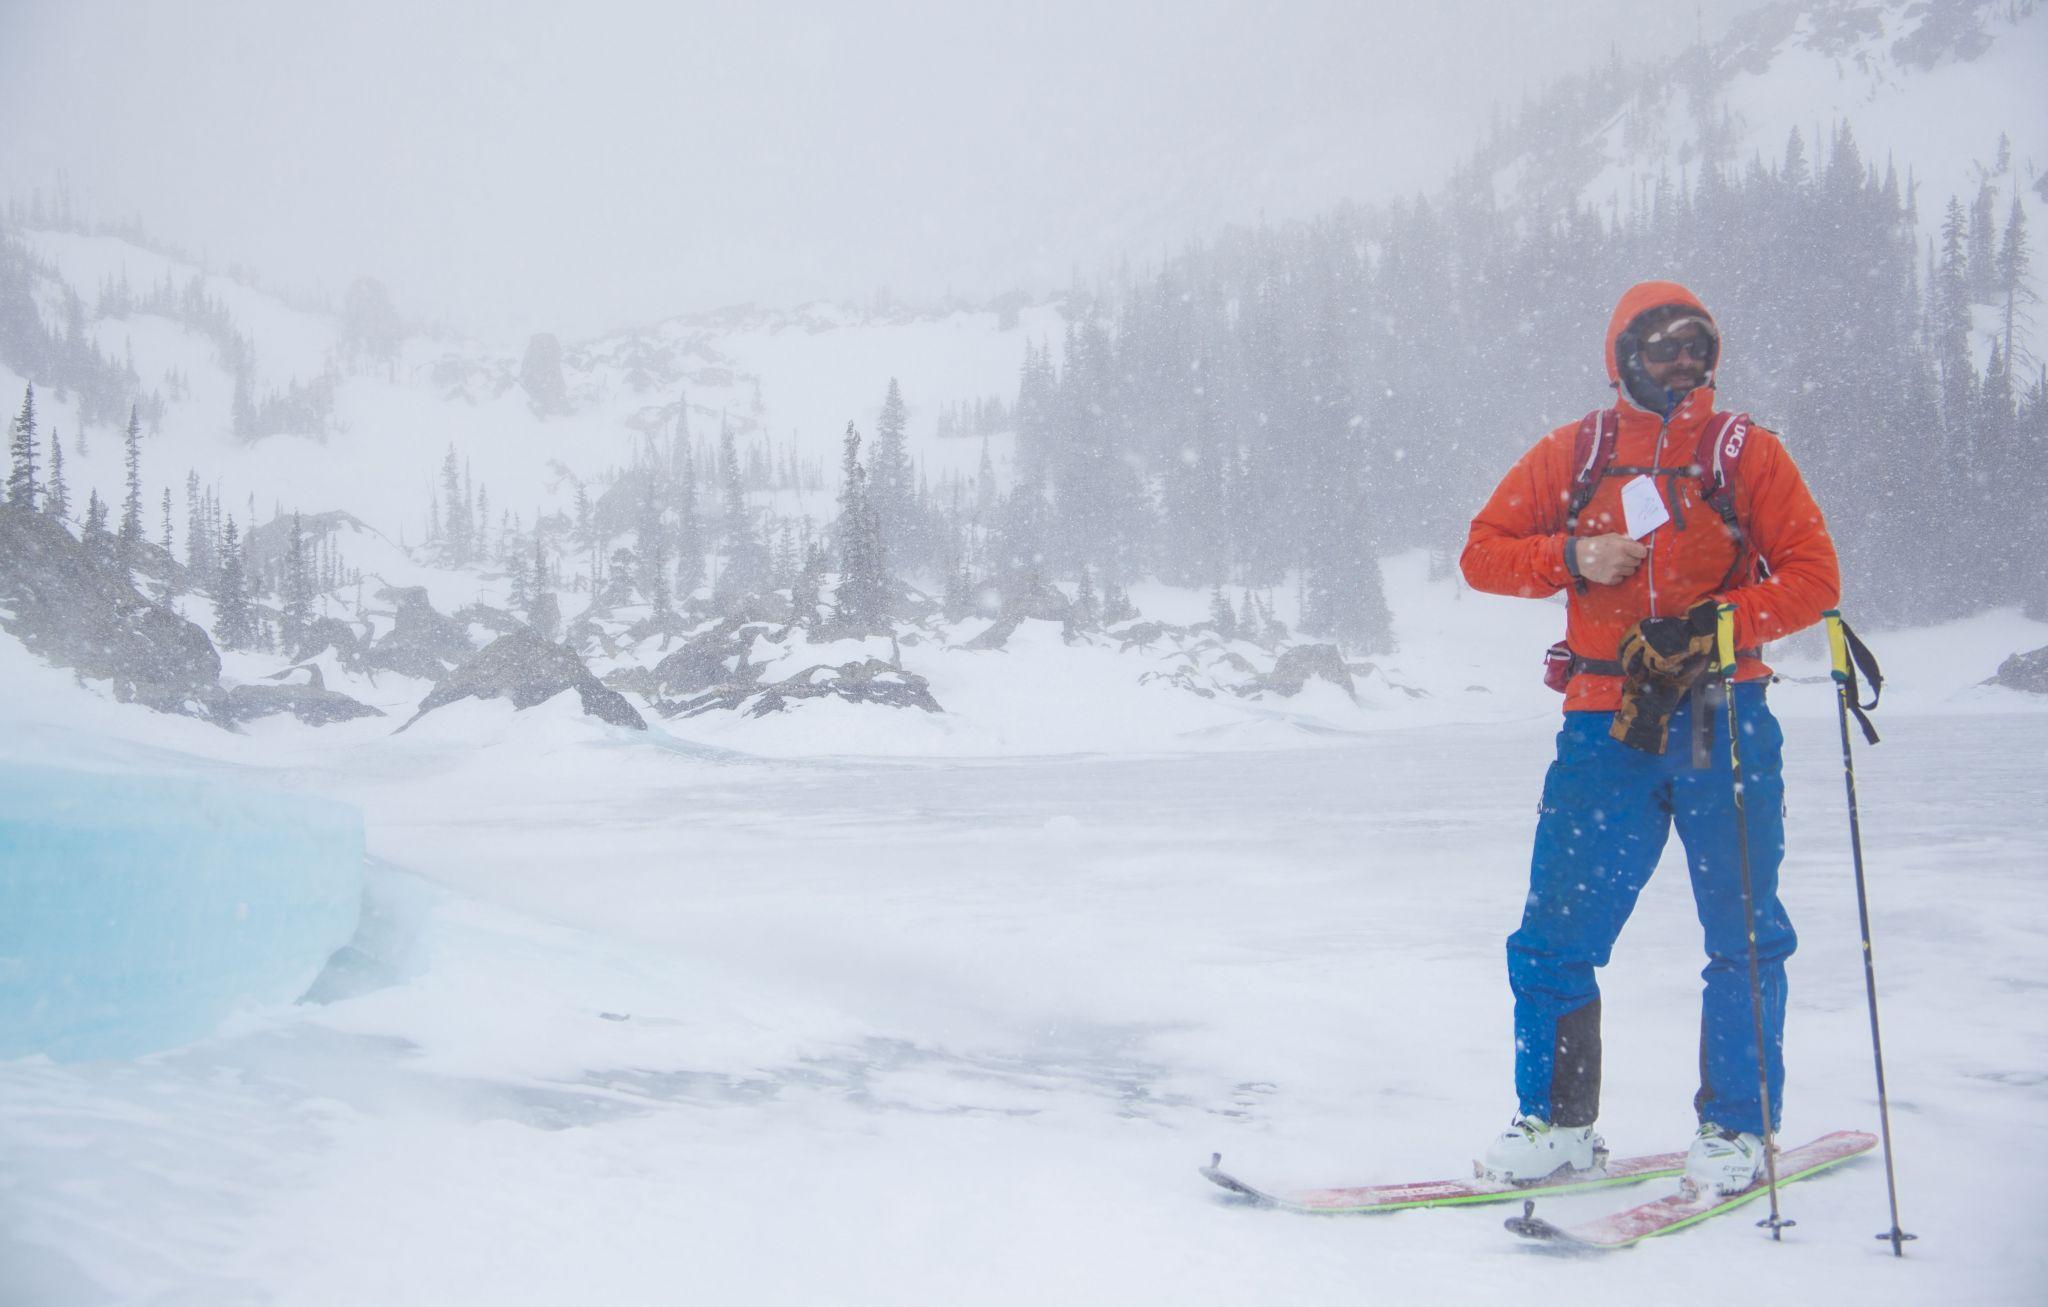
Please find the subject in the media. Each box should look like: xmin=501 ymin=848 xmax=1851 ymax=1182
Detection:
xmin=1696 ymin=411 xmax=1765 ymax=583
xmin=1695 ymin=410 xmax=1753 ymax=505
xmin=1565 ymin=408 xmax=1617 ymax=534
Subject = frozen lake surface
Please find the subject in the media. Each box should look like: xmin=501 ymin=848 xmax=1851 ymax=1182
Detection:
xmin=3 ymin=699 xmax=2042 ymax=1305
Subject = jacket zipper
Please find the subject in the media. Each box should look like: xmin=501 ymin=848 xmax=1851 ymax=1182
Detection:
xmin=1647 ymin=412 xmax=1672 ymax=617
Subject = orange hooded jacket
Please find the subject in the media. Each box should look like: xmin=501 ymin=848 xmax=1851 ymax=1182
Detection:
xmin=1459 ymin=280 xmax=1841 ymax=713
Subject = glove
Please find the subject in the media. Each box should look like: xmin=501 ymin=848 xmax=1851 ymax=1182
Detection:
xmin=1610 ymin=601 xmax=1719 ymax=754
xmin=1617 ymin=600 xmax=1720 ymax=682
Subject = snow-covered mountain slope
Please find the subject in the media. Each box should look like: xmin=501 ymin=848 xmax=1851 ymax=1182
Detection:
xmin=1480 ymin=0 xmax=2045 ymax=228
xmin=7 ymin=226 xmax=1054 ymax=562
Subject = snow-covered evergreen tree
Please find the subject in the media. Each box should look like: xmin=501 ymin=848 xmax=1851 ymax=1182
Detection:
xmin=44 ymin=430 xmax=68 ymax=522
xmin=715 ymin=418 xmax=770 ymax=603
xmin=281 ymin=512 xmax=313 ymax=656
xmin=6 ymin=385 xmax=39 ymax=511
xmin=119 ymin=406 xmax=145 ymax=565
xmin=214 ymin=516 xmax=254 ymax=650
xmin=834 ymin=422 xmax=889 ymax=631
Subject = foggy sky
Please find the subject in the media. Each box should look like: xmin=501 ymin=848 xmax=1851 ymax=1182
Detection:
xmin=1 ymin=0 xmax=1752 ymax=342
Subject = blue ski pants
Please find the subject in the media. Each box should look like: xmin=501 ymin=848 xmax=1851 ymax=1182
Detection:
xmin=1508 ymin=681 xmax=1794 ymax=1135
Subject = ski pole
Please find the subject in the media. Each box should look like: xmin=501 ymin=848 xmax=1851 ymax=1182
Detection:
xmin=1717 ymin=603 xmax=1788 ymax=1238
xmin=1826 ymin=609 xmax=1915 ymax=1256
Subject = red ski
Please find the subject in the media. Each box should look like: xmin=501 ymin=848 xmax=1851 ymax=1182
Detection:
xmin=1505 ymin=1129 xmax=1878 ymax=1249
xmin=1201 ymin=1148 xmax=1685 ymax=1216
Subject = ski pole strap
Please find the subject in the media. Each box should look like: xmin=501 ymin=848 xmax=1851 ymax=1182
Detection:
xmin=1825 ymin=610 xmax=1883 ymax=746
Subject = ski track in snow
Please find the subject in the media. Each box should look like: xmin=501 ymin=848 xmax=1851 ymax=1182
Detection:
xmin=2 ymin=695 xmax=2044 ymax=1305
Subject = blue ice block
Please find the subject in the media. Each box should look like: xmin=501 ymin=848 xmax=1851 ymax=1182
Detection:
xmin=0 ymin=764 xmax=364 ymax=1060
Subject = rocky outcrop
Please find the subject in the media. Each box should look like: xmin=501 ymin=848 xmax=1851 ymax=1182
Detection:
xmin=227 ymin=666 xmax=385 ymax=727
xmin=0 ymin=505 xmax=227 ymax=721
xmin=647 ymin=619 xmax=774 ymax=698
xmin=294 ymin=615 xmax=368 ymax=668
xmin=961 ymin=616 xmax=1022 ymax=651
xmin=1988 ymin=646 xmax=2048 ymax=694
xmin=1246 ymin=643 xmax=1355 ymax=698
xmin=677 ymin=657 xmax=941 ymax=718
xmin=365 ymin=586 xmax=474 ymax=681
xmin=455 ymin=602 xmax=523 ymax=638
xmin=397 ymin=627 xmax=646 ymax=731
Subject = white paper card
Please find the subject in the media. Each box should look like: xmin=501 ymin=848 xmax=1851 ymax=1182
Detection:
xmin=1620 ymin=474 xmax=1671 ymax=539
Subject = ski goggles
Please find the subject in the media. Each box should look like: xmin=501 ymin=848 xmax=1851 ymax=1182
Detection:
xmin=1641 ymin=317 xmax=1718 ymax=364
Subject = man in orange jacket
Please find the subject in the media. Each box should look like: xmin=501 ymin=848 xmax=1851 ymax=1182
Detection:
xmin=1460 ymin=280 xmax=1840 ymax=1195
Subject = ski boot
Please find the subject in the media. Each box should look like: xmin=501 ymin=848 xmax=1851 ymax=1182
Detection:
xmin=1478 ymin=1115 xmax=1606 ymax=1184
xmin=1683 ymin=1122 xmax=1765 ymax=1196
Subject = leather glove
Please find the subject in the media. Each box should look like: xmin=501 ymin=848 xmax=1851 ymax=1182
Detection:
xmin=1618 ymin=600 xmax=1720 ymax=682
xmin=1611 ymin=601 xmax=1720 ymax=754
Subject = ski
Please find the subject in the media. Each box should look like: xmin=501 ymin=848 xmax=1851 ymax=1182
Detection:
xmin=1505 ymin=1129 xmax=1878 ymax=1249
xmin=1201 ymin=1148 xmax=1685 ymax=1216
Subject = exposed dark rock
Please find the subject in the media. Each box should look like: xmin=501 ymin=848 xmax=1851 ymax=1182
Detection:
xmin=228 ymin=681 xmax=385 ymax=726
xmin=1137 ymin=666 xmax=1216 ymax=699
xmin=244 ymin=509 xmax=379 ymax=576
xmin=1114 ymin=620 xmax=1181 ymax=652
xmin=1246 ymin=643 xmax=1355 ymax=698
xmin=678 ymin=656 xmax=941 ymax=718
xmin=529 ymin=592 xmax=561 ymax=642
xmin=0 ymin=505 xmax=227 ymax=721
xmin=295 ymin=615 xmax=367 ymax=667
xmin=602 ymin=665 xmax=657 ymax=696
xmin=365 ymin=586 xmax=474 ymax=681
xmin=1988 ymin=646 xmax=2048 ymax=695
xmin=649 ymin=618 xmax=773 ymax=698
xmin=397 ymin=626 xmax=646 ymax=731
xmin=1000 ymin=576 xmax=1071 ymax=622
xmin=625 ymin=607 xmax=701 ymax=646
xmin=455 ymin=602 xmax=523 ymax=637
xmin=961 ymin=616 xmax=1021 ymax=651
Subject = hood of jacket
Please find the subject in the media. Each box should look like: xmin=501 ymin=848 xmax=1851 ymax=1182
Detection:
xmin=1605 ymin=280 xmax=1719 ymax=417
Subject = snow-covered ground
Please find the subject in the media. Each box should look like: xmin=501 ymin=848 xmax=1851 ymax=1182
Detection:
xmin=2 ymin=571 xmax=2043 ymax=1304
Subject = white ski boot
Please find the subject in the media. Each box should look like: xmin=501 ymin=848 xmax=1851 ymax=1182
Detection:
xmin=1478 ymin=1116 xmax=1605 ymax=1183
xmin=1684 ymin=1122 xmax=1765 ymax=1196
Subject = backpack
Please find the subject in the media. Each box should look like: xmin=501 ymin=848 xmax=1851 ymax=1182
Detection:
xmin=1541 ymin=406 xmax=1764 ymax=692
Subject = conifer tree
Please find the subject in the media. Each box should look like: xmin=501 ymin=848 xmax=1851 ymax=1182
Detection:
xmin=671 ymin=438 xmax=704 ymax=591
xmin=1208 ymin=584 xmax=1237 ymax=639
xmin=1937 ymin=196 xmax=1979 ymax=439
xmin=83 ymin=488 xmax=110 ymax=546
xmin=506 ymin=536 xmax=534 ymax=614
xmin=214 ymin=516 xmax=254 ymax=649
xmin=440 ymin=445 xmax=471 ymax=564
xmin=601 ymin=546 xmax=640 ymax=608
xmin=282 ymin=512 xmax=313 ymax=656
xmin=790 ymin=542 xmax=826 ymax=634
xmin=44 ymin=431 xmax=69 ymax=522
xmin=1998 ymin=192 xmax=2032 ymax=370
xmin=835 ymin=422 xmax=889 ymax=630
xmin=7 ymin=385 xmax=37 ymax=510
xmin=635 ymin=479 xmax=670 ymax=615
xmin=184 ymin=472 xmax=216 ymax=588
xmin=573 ymin=481 xmax=596 ymax=592
xmin=1970 ymin=180 xmax=2000 ymax=301
xmin=119 ymin=406 xmax=144 ymax=564
xmin=716 ymin=418 xmax=770 ymax=601
xmin=1073 ymin=566 xmax=1099 ymax=629
xmin=870 ymin=378 xmax=915 ymax=568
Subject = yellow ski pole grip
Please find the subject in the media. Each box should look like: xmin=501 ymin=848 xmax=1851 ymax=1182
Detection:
xmin=1716 ymin=603 xmax=1738 ymax=676
xmin=1825 ymin=609 xmax=1850 ymax=683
